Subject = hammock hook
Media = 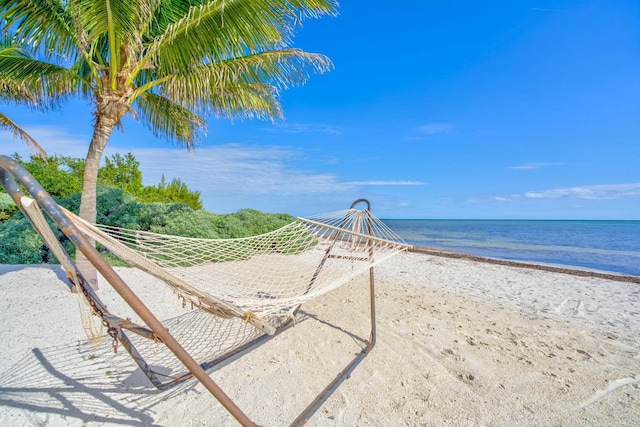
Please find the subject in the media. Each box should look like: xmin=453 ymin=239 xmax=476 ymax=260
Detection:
xmin=108 ymin=326 xmax=119 ymax=353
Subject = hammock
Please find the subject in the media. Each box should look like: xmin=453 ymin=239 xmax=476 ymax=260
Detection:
xmin=63 ymin=204 xmax=406 ymax=331
xmin=0 ymin=154 xmax=410 ymax=426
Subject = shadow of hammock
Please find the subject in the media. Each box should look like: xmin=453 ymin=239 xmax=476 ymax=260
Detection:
xmin=0 ymin=344 xmax=162 ymax=426
xmin=0 ymin=263 xmax=70 ymax=285
xmin=0 ymin=310 xmax=315 ymax=426
xmin=303 ymin=312 xmax=369 ymax=348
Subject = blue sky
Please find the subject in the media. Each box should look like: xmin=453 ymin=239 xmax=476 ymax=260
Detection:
xmin=3 ymin=0 xmax=639 ymax=219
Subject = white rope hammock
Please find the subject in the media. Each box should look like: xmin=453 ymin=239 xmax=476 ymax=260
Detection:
xmin=63 ymin=206 xmax=409 ymax=333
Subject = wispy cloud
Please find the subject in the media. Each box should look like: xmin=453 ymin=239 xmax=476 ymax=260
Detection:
xmin=129 ymin=144 xmax=348 ymax=196
xmin=127 ymin=145 xmax=430 ymax=213
xmin=525 ymin=183 xmax=640 ymax=200
xmin=470 ymin=183 xmax=640 ymax=205
xmin=508 ymin=162 xmax=565 ymax=170
xmin=1 ymin=127 xmax=424 ymax=215
xmin=2 ymin=125 xmax=90 ymax=159
xmin=267 ymin=122 xmax=342 ymax=135
xmin=345 ymin=180 xmax=427 ymax=186
xmin=418 ymin=123 xmax=454 ymax=135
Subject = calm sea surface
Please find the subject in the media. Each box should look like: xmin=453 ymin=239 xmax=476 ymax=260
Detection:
xmin=382 ymin=220 xmax=640 ymax=276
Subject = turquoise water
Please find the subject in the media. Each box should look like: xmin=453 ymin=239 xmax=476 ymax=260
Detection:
xmin=383 ymin=220 xmax=640 ymax=276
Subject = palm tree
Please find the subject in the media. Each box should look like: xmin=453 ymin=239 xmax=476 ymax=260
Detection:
xmin=1 ymin=0 xmax=337 ymax=288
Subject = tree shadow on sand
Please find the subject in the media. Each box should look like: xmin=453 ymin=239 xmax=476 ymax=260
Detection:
xmin=0 ymin=334 xmax=197 ymax=426
xmin=0 ymin=309 xmax=319 ymax=426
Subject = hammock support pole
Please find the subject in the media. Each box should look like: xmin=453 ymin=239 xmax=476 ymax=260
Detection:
xmin=0 ymin=155 xmax=259 ymax=427
xmin=291 ymin=199 xmax=377 ymax=426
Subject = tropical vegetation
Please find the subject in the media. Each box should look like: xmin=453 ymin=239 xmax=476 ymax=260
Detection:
xmin=0 ymin=153 xmax=295 ymax=264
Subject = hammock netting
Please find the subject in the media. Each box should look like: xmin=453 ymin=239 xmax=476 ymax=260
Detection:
xmin=67 ymin=206 xmax=409 ymax=329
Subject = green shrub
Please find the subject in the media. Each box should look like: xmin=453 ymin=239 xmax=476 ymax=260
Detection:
xmin=11 ymin=153 xmax=83 ymax=198
xmin=11 ymin=152 xmax=202 ymax=209
xmin=60 ymin=185 xmax=136 ymax=220
xmin=212 ymin=209 xmax=295 ymax=238
xmin=152 ymin=209 xmax=220 ymax=238
xmin=0 ymin=213 xmax=74 ymax=264
xmin=0 ymin=193 xmax=17 ymax=221
xmin=98 ymin=152 xmax=143 ymax=195
xmin=101 ymin=200 xmax=185 ymax=231
xmin=136 ymin=175 xmax=202 ymax=210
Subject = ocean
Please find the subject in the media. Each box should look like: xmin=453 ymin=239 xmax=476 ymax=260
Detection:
xmin=382 ymin=219 xmax=640 ymax=277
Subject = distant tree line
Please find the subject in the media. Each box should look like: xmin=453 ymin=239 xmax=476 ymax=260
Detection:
xmin=0 ymin=153 xmax=295 ymax=264
xmin=4 ymin=152 xmax=203 ymax=209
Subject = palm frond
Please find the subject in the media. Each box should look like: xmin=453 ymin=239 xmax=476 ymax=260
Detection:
xmin=144 ymin=0 xmax=337 ymax=74
xmin=68 ymin=57 xmax=99 ymax=98
xmin=0 ymin=37 xmax=81 ymax=106
xmin=0 ymin=49 xmax=69 ymax=80
xmin=205 ymin=82 xmax=283 ymax=120
xmin=135 ymin=92 xmax=206 ymax=148
xmin=150 ymin=48 xmax=331 ymax=117
xmin=0 ymin=0 xmax=78 ymax=59
xmin=222 ymin=48 xmax=333 ymax=89
xmin=141 ymin=0 xmax=196 ymax=42
xmin=71 ymin=0 xmax=159 ymax=76
xmin=72 ymin=0 xmax=155 ymax=41
xmin=0 ymin=111 xmax=47 ymax=159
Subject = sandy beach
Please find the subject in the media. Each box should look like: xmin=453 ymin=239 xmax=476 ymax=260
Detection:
xmin=1 ymin=251 xmax=639 ymax=426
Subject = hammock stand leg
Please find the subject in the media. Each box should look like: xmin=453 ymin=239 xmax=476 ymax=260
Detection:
xmin=291 ymin=264 xmax=376 ymax=426
xmin=291 ymin=200 xmax=377 ymax=426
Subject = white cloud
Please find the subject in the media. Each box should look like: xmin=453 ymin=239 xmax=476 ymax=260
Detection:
xmin=508 ymin=162 xmax=564 ymax=170
xmin=1 ymin=126 xmax=90 ymax=159
xmin=127 ymin=144 xmax=351 ymax=196
xmin=525 ymin=183 xmax=640 ymax=200
xmin=125 ymin=145 xmax=428 ymax=196
xmin=469 ymin=183 xmax=640 ymax=206
xmin=123 ymin=145 xmax=432 ymax=213
xmin=418 ymin=123 xmax=454 ymax=135
xmin=345 ymin=181 xmax=427 ymax=186
xmin=267 ymin=122 xmax=342 ymax=135
xmin=1 ymin=127 xmax=423 ymax=215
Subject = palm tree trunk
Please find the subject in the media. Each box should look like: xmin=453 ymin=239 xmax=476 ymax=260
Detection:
xmin=76 ymin=113 xmax=119 ymax=290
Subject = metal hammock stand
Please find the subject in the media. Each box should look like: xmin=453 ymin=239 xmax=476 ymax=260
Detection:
xmin=0 ymin=154 xmax=409 ymax=426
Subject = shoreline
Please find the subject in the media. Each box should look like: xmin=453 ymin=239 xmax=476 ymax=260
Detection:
xmin=3 ymin=244 xmax=639 ymax=285
xmin=409 ymin=244 xmax=640 ymax=284
xmin=1 ymin=251 xmax=639 ymax=426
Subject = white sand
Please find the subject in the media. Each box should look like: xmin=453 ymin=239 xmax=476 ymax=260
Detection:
xmin=1 ymin=252 xmax=639 ymax=426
